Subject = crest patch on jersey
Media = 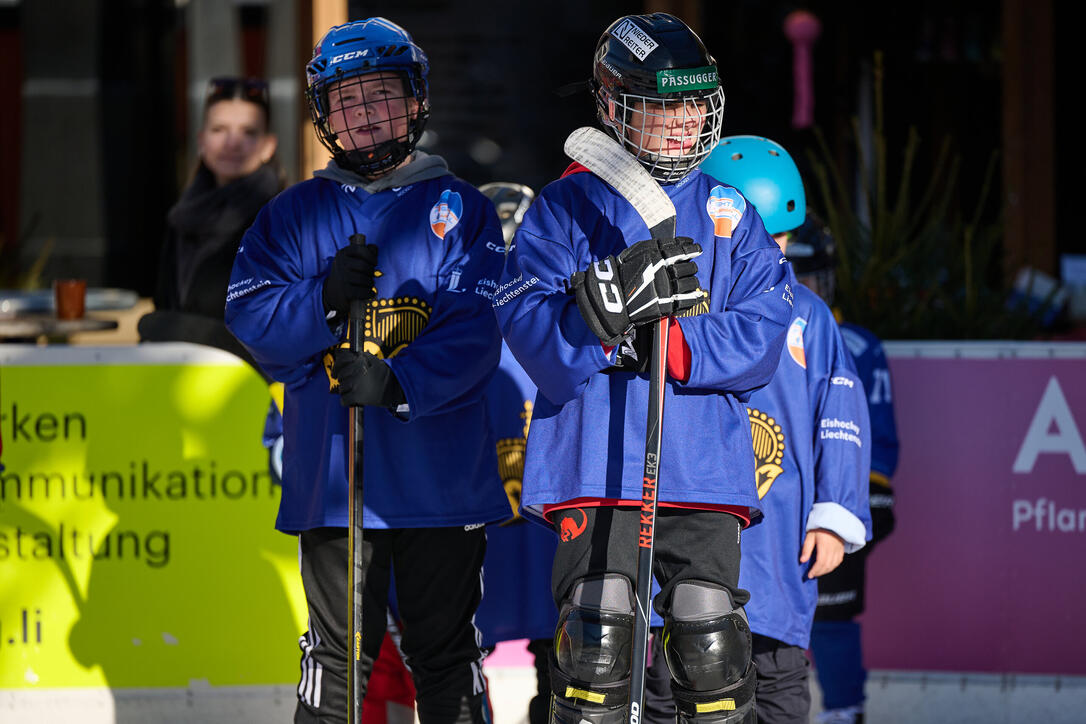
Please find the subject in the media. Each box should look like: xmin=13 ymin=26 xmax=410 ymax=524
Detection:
xmin=496 ymin=436 xmax=526 ymax=484
xmin=610 ymin=19 xmax=658 ymax=61
xmin=324 ymin=295 xmax=432 ymax=390
xmin=429 ymin=189 xmax=463 ymax=239
xmin=787 ymin=316 xmax=807 ymax=369
xmin=706 ymin=186 xmax=746 ymax=238
xmin=748 ymin=408 xmax=785 ymax=499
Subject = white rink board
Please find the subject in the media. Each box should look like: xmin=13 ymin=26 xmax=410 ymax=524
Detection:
xmin=4 ymin=670 xmax=1086 ymax=724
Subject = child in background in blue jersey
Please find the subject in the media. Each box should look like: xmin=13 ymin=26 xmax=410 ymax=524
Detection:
xmin=225 ymin=18 xmax=508 ymax=724
xmin=805 ymin=238 xmax=899 ymax=724
xmin=703 ymin=144 xmax=898 ymax=724
xmin=475 ymin=182 xmax=560 ymax=724
xmin=642 ymin=136 xmax=873 ymax=724
xmin=493 ymin=14 xmax=795 ymax=724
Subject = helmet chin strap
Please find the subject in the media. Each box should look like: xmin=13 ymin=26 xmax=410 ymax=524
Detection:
xmin=339 ymin=139 xmax=405 ymax=178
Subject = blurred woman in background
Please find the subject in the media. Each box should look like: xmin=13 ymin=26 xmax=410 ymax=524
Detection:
xmin=139 ymin=76 xmax=282 ymax=364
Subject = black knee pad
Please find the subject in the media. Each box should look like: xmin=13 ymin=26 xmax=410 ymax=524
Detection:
xmin=549 ymin=574 xmax=635 ymax=723
xmin=663 ymin=581 xmax=755 ymax=723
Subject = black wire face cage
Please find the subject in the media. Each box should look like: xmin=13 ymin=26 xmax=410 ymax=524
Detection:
xmin=797 ymin=269 xmax=836 ymax=306
xmin=307 ymin=69 xmax=430 ymax=178
xmin=599 ymin=85 xmax=725 ymax=184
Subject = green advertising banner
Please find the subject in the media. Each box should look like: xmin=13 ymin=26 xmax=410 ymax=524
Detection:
xmin=0 ymin=344 xmax=306 ymax=690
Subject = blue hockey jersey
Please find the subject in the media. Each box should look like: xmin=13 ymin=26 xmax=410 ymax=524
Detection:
xmin=648 ymin=285 xmax=871 ymax=646
xmin=475 ymin=341 xmax=559 ymax=646
xmin=839 ymin=322 xmax=899 ymax=481
xmin=493 ymin=168 xmax=795 ymax=516
xmin=738 ymin=285 xmax=872 ymax=648
xmin=225 ymin=174 xmax=510 ymax=531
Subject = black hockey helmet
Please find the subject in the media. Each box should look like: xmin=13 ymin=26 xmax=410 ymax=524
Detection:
xmin=592 ymin=13 xmax=725 ymax=183
xmin=787 ymin=213 xmax=837 ymax=304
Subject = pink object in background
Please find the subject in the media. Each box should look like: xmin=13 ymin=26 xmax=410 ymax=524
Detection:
xmin=782 ymin=10 xmax=822 ymax=129
xmin=483 ymin=639 xmax=534 ymax=668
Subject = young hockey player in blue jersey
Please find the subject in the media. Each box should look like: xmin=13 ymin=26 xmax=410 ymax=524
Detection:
xmin=225 ymin=18 xmax=508 ymax=724
xmin=492 ymin=14 xmax=796 ymax=724
xmin=475 ymin=182 xmax=559 ymax=724
xmin=802 ymin=228 xmax=899 ymax=724
xmin=641 ymin=136 xmax=873 ymax=724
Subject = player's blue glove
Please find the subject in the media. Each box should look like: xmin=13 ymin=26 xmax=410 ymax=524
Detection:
xmin=570 ymin=236 xmax=703 ymax=346
xmin=331 ymin=348 xmax=405 ymax=409
xmin=322 ymin=242 xmax=379 ymax=322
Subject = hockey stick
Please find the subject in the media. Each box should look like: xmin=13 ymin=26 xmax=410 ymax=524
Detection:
xmin=346 ymin=232 xmax=367 ymax=724
xmin=563 ymin=127 xmax=676 ymax=724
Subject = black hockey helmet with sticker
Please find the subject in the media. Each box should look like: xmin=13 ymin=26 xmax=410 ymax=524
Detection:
xmin=591 ymin=13 xmax=725 ymax=184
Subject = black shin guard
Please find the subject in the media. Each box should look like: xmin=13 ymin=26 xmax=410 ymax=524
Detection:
xmin=549 ymin=575 xmax=635 ymax=724
xmin=671 ymin=664 xmax=756 ymax=724
xmin=663 ymin=581 xmax=755 ymax=723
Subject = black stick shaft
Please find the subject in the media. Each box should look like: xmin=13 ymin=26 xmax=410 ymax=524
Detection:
xmin=629 ymin=315 xmax=670 ymax=724
xmin=346 ymin=232 xmax=367 ymax=724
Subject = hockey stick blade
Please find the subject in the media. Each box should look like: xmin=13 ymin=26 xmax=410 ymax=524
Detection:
xmin=564 ymin=127 xmax=677 ymax=240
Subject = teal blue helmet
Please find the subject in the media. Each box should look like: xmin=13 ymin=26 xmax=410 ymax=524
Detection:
xmin=699 ymin=136 xmax=805 ymax=235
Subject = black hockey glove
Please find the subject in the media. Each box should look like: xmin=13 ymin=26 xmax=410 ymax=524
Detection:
xmin=322 ymin=242 xmax=379 ymax=322
xmin=608 ymin=326 xmax=653 ymax=373
xmin=570 ymin=237 xmax=703 ymax=346
xmin=331 ymin=348 xmax=406 ymax=409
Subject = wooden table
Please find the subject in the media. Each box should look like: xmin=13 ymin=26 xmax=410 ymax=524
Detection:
xmin=0 ymin=315 xmax=119 ymax=341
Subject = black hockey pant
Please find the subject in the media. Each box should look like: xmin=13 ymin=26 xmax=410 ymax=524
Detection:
xmin=294 ymin=526 xmax=490 ymax=724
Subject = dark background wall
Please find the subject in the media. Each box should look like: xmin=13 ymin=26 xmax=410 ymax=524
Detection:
xmin=0 ymin=0 xmax=1073 ymax=299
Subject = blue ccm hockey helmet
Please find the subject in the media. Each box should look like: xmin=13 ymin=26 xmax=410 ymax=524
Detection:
xmin=699 ymin=136 xmax=806 ymax=235
xmin=306 ymin=18 xmax=431 ymax=177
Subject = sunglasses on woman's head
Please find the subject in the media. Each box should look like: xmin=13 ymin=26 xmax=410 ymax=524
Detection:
xmin=205 ymin=77 xmax=270 ymax=109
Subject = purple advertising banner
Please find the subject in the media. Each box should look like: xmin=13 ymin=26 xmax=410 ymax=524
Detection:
xmin=861 ymin=342 xmax=1086 ymax=675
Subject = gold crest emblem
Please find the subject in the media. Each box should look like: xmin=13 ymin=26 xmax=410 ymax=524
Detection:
xmin=363 ymin=296 xmax=432 ymax=359
xmin=325 ymin=293 xmax=432 ymax=390
xmin=520 ymin=398 xmax=533 ymax=439
xmin=496 ymin=437 xmax=526 ymax=486
xmin=747 ymin=407 xmax=785 ymax=499
xmin=495 ymin=398 xmax=533 ymax=482
xmin=495 ymin=398 xmax=534 ymax=521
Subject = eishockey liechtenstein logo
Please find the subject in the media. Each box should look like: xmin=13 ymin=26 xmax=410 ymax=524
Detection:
xmin=705 ymin=186 xmax=745 ymax=238
xmin=430 ymin=189 xmax=463 ymax=239
xmin=787 ymin=317 xmax=807 ymax=369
